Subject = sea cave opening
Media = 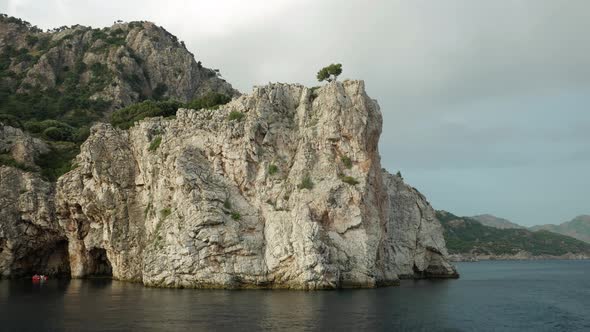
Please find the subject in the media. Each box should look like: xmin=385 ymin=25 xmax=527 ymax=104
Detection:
xmin=87 ymin=248 xmax=113 ymax=277
xmin=11 ymin=239 xmax=71 ymax=278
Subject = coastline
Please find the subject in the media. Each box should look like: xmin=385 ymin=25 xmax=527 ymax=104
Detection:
xmin=448 ymin=252 xmax=590 ymax=262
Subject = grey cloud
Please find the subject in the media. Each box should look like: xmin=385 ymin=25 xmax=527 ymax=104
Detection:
xmin=2 ymin=0 xmax=589 ymax=225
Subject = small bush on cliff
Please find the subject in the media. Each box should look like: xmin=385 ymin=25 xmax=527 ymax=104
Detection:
xmin=43 ymin=126 xmax=71 ymax=141
xmin=231 ymin=211 xmax=241 ymax=220
xmin=316 ymin=63 xmax=342 ymax=82
xmin=0 ymin=154 xmax=34 ymax=172
xmin=309 ymin=86 xmax=321 ymax=101
xmin=35 ymin=142 xmax=80 ymax=181
xmin=111 ymin=93 xmax=231 ymax=129
xmin=340 ymin=175 xmax=359 ymax=186
xmin=148 ymin=136 xmax=162 ymax=152
xmin=111 ymin=100 xmax=182 ymax=129
xmin=186 ymin=92 xmax=231 ymax=110
xmin=223 ymin=198 xmax=232 ymax=210
xmin=24 ymin=120 xmax=77 ymax=142
xmin=160 ymin=208 xmax=171 ymax=219
xmin=268 ymin=164 xmax=279 ymax=175
xmin=298 ymin=175 xmax=314 ymax=190
xmin=228 ymin=111 xmax=245 ymax=122
xmin=341 ymin=156 xmax=352 ymax=169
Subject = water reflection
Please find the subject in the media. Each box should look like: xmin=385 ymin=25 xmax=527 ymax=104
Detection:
xmin=1 ymin=261 xmax=589 ymax=331
xmin=0 ymin=278 xmax=461 ymax=331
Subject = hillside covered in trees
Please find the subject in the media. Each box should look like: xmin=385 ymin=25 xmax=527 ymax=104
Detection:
xmin=0 ymin=14 xmax=236 ymax=180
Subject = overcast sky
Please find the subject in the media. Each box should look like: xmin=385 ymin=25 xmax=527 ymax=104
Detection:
xmin=2 ymin=0 xmax=589 ymax=226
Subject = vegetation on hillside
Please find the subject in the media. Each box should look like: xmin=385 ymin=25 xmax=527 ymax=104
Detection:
xmin=110 ymin=92 xmax=231 ymax=129
xmin=437 ymin=211 xmax=590 ymax=256
xmin=0 ymin=14 xmax=232 ymax=181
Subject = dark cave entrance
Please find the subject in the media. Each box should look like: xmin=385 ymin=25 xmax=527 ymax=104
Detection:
xmin=87 ymin=248 xmax=112 ymax=277
xmin=11 ymin=239 xmax=71 ymax=278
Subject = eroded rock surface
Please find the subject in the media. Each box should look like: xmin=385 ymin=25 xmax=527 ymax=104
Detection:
xmin=0 ymin=124 xmax=69 ymax=278
xmin=381 ymin=171 xmax=458 ymax=278
xmin=0 ymin=124 xmax=49 ymax=169
xmin=56 ymin=81 xmax=457 ymax=288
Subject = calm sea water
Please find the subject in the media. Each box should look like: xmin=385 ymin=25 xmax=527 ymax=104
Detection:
xmin=1 ymin=260 xmax=589 ymax=331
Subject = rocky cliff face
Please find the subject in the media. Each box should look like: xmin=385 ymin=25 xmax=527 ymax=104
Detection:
xmin=53 ymin=80 xmax=457 ymax=288
xmin=382 ymin=172 xmax=458 ymax=278
xmin=0 ymin=125 xmax=69 ymax=278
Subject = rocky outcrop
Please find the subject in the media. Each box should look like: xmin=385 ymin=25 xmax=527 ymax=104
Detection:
xmin=381 ymin=172 xmax=458 ymax=278
xmin=55 ymin=80 xmax=457 ymax=288
xmin=0 ymin=124 xmax=49 ymax=169
xmin=0 ymin=124 xmax=69 ymax=278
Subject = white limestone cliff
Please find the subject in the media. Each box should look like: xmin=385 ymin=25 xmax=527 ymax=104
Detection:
xmin=54 ymin=80 xmax=458 ymax=288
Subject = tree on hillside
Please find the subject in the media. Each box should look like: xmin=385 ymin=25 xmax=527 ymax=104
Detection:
xmin=316 ymin=63 xmax=342 ymax=82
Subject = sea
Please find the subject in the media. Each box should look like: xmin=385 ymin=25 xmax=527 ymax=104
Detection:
xmin=0 ymin=260 xmax=589 ymax=331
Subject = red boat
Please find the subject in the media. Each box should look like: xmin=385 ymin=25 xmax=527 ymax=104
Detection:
xmin=32 ymin=275 xmax=48 ymax=282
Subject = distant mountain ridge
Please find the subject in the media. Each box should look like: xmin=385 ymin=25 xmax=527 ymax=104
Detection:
xmin=469 ymin=213 xmax=590 ymax=244
xmin=471 ymin=214 xmax=524 ymax=229
xmin=437 ymin=211 xmax=590 ymax=261
xmin=530 ymin=215 xmax=590 ymax=244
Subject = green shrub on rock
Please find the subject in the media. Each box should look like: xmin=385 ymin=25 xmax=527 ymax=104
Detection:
xmin=298 ymin=175 xmax=314 ymax=190
xmin=0 ymin=114 xmax=23 ymax=128
xmin=111 ymin=92 xmax=232 ymax=129
xmin=43 ymin=126 xmax=70 ymax=141
xmin=0 ymin=153 xmax=34 ymax=172
xmin=268 ymin=164 xmax=279 ymax=175
xmin=316 ymin=63 xmax=342 ymax=82
xmin=341 ymin=176 xmax=359 ymax=186
xmin=228 ymin=111 xmax=245 ymax=122
xmin=186 ymin=92 xmax=231 ymax=110
xmin=148 ymin=136 xmax=162 ymax=152
xmin=341 ymin=156 xmax=352 ymax=169
xmin=160 ymin=208 xmax=171 ymax=219
xmin=35 ymin=142 xmax=80 ymax=181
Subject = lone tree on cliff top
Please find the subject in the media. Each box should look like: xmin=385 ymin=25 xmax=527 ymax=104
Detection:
xmin=317 ymin=63 xmax=342 ymax=82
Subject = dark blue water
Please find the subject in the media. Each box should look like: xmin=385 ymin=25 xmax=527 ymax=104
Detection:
xmin=1 ymin=260 xmax=589 ymax=331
